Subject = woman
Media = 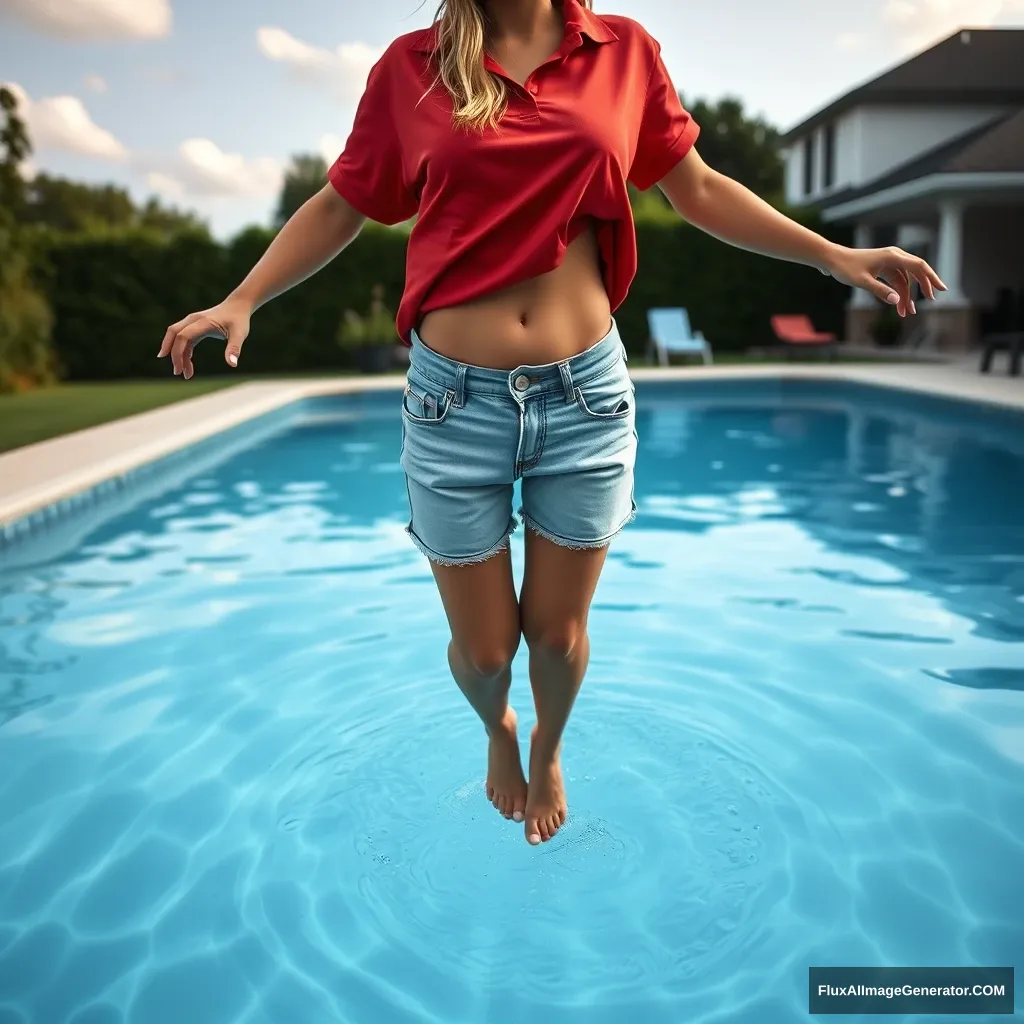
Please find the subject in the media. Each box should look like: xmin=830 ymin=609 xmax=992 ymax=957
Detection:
xmin=159 ymin=0 xmax=945 ymax=846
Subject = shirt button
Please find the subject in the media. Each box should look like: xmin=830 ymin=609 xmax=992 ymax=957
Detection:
xmin=514 ymin=374 xmax=530 ymax=392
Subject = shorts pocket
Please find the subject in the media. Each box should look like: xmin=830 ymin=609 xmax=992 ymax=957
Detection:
xmin=575 ymin=378 xmax=635 ymax=420
xmin=403 ymin=382 xmax=454 ymax=425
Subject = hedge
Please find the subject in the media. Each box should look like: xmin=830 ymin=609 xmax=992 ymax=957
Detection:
xmin=38 ymin=212 xmax=851 ymax=380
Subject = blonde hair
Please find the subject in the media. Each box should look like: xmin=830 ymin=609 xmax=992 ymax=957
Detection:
xmin=430 ymin=0 xmax=592 ymax=130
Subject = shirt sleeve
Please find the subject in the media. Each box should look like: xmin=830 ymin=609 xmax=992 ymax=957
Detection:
xmin=628 ymin=45 xmax=700 ymax=192
xmin=328 ymin=56 xmax=418 ymax=225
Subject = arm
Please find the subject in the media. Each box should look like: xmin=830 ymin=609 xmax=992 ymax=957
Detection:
xmin=657 ymin=148 xmax=946 ymax=314
xmin=158 ymin=184 xmax=366 ymax=379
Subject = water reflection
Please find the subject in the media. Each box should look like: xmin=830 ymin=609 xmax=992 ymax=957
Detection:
xmin=1 ymin=381 xmax=1023 ymax=725
xmin=634 ymin=380 xmax=1024 ymax=649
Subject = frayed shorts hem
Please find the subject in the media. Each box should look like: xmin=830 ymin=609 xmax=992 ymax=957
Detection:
xmin=406 ymin=517 xmax=518 ymax=567
xmin=517 ymin=506 xmax=636 ymax=551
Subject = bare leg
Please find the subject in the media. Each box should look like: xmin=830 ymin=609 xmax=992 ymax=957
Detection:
xmin=519 ymin=530 xmax=608 ymax=845
xmin=431 ymin=549 xmax=527 ymax=822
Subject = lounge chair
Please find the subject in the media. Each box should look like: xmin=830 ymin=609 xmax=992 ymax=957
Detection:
xmin=646 ymin=307 xmax=713 ymax=366
xmin=770 ymin=314 xmax=837 ymax=360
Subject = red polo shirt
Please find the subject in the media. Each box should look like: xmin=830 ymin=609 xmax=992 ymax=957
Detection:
xmin=329 ymin=0 xmax=699 ymax=344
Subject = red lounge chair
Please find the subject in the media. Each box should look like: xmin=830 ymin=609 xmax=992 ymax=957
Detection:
xmin=770 ymin=315 xmax=837 ymax=359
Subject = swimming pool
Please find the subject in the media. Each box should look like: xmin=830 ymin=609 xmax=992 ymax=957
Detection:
xmin=0 ymin=379 xmax=1021 ymax=1024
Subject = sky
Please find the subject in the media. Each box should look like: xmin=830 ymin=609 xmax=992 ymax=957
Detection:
xmin=2 ymin=0 xmax=1023 ymax=239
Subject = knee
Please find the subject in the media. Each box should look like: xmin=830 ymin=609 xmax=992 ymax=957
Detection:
xmin=522 ymin=617 xmax=586 ymax=661
xmin=454 ymin=632 xmax=520 ymax=679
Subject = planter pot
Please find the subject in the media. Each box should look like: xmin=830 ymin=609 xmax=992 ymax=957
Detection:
xmin=352 ymin=344 xmax=395 ymax=374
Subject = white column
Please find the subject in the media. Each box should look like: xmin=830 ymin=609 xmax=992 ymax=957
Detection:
xmin=934 ymin=200 xmax=967 ymax=305
xmin=849 ymin=223 xmax=876 ymax=309
xmin=897 ymin=224 xmax=934 ymax=254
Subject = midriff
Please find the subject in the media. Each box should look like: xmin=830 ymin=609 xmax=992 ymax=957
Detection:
xmin=416 ymin=224 xmax=612 ymax=370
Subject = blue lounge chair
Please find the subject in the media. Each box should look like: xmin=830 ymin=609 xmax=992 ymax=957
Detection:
xmin=647 ymin=307 xmax=713 ymax=366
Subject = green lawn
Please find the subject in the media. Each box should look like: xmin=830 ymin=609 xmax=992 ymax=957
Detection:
xmin=0 ymin=379 xmax=242 ymax=454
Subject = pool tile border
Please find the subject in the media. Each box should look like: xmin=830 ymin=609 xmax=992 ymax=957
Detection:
xmin=1 ymin=364 xmax=1021 ymax=547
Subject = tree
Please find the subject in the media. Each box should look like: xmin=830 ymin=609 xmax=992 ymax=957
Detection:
xmin=0 ymin=85 xmax=31 ymax=213
xmin=0 ymin=206 xmax=55 ymax=391
xmin=18 ymin=173 xmax=206 ymax=236
xmin=629 ymin=94 xmax=785 ymax=216
xmin=681 ymin=95 xmax=784 ymax=201
xmin=0 ymin=93 xmax=54 ymax=391
xmin=137 ymin=195 xmax=207 ymax=235
xmin=275 ymin=154 xmax=328 ymax=227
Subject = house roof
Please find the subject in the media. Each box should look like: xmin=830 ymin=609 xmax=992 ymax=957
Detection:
xmin=814 ymin=108 xmax=1024 ymax=211
xmin=780 ymin=28 xmax=1024 ymax=143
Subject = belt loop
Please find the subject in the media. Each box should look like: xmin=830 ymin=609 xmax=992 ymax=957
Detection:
xmin=453 ymin=363 xmax=467 ymax=408
xmin=558 ymin=361 xmax=575 ymax=404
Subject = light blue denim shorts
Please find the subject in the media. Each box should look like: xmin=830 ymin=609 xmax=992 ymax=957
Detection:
xmin=400 ymin=320 xmax=637 ymax=565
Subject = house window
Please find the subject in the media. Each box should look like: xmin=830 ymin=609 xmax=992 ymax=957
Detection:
xmin=802 ymin=136 xmax=815 ymax=196
xmin=823 ymin=123 xmax=836 ymax=189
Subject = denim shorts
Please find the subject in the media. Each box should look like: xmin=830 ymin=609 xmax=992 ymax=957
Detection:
xmin=399 ymin=320 xmax=637 ymax=565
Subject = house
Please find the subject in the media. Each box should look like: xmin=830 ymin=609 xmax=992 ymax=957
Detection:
xmin=780 ymin=28 xmax=1024 ymax=349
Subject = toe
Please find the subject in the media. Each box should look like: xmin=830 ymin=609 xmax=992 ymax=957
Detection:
xmin=512 ymin=791 xmax=526 ymax=823
xmin=525 ymin=817 xmax=541 ymax=845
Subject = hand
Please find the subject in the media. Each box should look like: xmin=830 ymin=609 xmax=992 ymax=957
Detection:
xmin=824 ymin=244 xmax=947 ymax=317
xmin=158 ymin=296 xmax=253 ymax=379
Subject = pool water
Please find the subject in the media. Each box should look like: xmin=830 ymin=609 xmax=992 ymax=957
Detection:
xmin=0 ymin=380 xmax=1022 ymax=1024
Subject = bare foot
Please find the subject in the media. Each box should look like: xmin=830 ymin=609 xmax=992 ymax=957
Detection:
xmin=524 ymin=726 xmax=567 ymax=845
xmin=486 ymin=707 xmax=527 ymax=822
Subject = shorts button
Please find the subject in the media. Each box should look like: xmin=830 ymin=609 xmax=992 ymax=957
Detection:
xmin=514 ymin=374 xmax=530 ymax=392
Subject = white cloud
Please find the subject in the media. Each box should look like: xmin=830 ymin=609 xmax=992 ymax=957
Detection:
xmin=0 ymin=0 xmax=171 ymax=40
xmin=835 ymin=31 xmax=864 ymax=51
xmin=84 ymin=74 xmax=108 ymax=93
xmin=3 ymin=82 xmax=128 ymax=161
xmin=882 ymin=0 xmax=1024 ymax=50
xmin=148 ymin=139 xmax=284 ymax=200
xmin=145 ymin=170 xmax=184 ymax=199
xmin=318 ymin=132 xmax=346 ymax=166
xmin=256 ymin=27 xmax=381 ymax=102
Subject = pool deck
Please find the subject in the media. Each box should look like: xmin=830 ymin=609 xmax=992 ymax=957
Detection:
xmin=1 ymin=360 xmax=1022 ymax=530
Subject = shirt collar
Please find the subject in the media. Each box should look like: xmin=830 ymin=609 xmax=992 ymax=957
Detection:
xmin=410 ymin=1 xmax=617 ymax=54
xmin=562 ymin=0 xmax=618 ymax=46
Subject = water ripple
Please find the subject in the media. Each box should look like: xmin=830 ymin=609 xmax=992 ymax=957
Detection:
xmin=0 ymin=384 xmax=1022 ymax=1023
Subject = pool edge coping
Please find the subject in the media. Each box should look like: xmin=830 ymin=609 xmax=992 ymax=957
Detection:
xmin=1 ymin=364 xmax=1021 ymax=531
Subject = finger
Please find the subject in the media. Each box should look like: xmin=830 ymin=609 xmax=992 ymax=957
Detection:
xmin=859 ymin=273 xmax=901 ymax=307
xmin=170 ymin=332 xmax=188 ymax=376
xmin=917 ymin=260 xmax=946 ymax=296
xmin=888 ymin=264 xmax=913 ymax=315
xmin=177 ymin=317 xmax=226 ymax=348
xmin=181 ymin=339 xmax=195 ymax=380
xmin=168 ymin=331 xmax=183 ymax=376
xmin=171 ymin=322 xmax=213 ymax=376
xmin=159 ymin=312 xmax=202 ymax=358
xmin=224 ymin=325 xmax=248 ymax=368
xmin=906 ymin=258 xmax=936 ymax=301
xmin=879 ymin=263 xmax=912 ymax=316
